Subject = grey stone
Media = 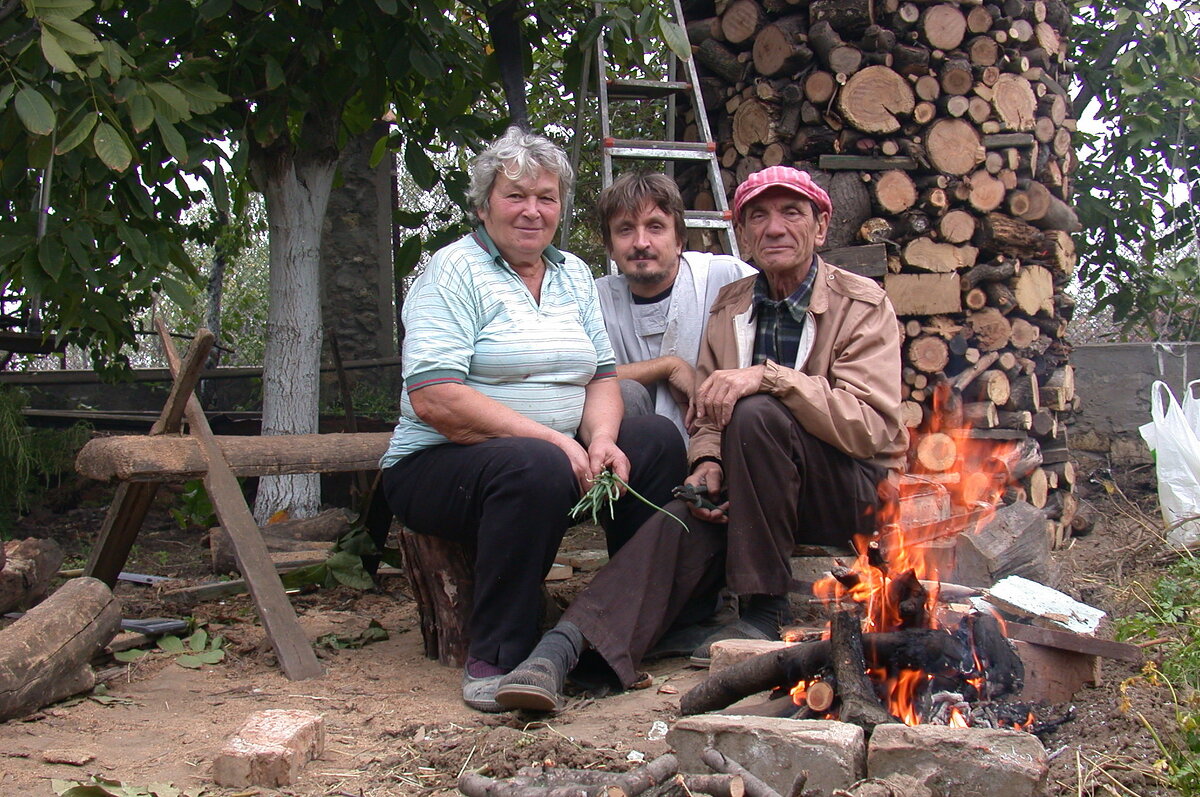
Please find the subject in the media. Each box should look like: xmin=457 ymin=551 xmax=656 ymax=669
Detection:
xmin=867 ymin=724 xmax=1048 ymax=797
xmin=668 ymin=715 xmax=865 ymax=796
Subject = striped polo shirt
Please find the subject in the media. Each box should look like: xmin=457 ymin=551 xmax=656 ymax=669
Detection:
xmin=380 ymin=228 xmax=616 ymax=468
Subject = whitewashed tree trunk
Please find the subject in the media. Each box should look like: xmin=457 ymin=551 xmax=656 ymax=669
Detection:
xmin=251 ymin=149 xmax=337 ymax=523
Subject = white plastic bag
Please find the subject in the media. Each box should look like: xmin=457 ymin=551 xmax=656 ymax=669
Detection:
xmin=1139 ymin=380 xmax=1200 ymax=548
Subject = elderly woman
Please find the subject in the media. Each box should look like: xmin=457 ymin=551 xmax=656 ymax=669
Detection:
xmin=380 ymin=127 xmax=685 ymax=713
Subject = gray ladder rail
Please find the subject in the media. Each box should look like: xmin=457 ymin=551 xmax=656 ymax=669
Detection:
xmin=562 ymin=0 xmax=739 ymax=262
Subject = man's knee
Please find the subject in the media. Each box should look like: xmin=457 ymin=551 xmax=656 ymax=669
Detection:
xmin=726 ymin=394 xmax=795 ymax=441
xmin=619 ymin=379 xmax=655 ymax=417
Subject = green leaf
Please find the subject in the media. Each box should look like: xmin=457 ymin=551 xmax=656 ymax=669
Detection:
xmin=0 ymin=83 xmax=13 ymax=110
xmin=93 ymin=122 xmax=132 ymax=171
xmin=157 ymin=635 xmax=185 ymax=654
xmin=369 ymin=134 xmax=390 ymax=168
xmin=128 ymin=94 xmax=154 ymax=133
xmin=30 ymin=0 xmax=94 ymax=19
xmin=175 ymin=654 xmax=203 ymax=669
xmin=55 ymin=110 xmax=97 ymax=154
xmin=374 ymin=0 xmax=397 ymax=12
xmin=40 ymin=16 xmax=102 ymax=54
xmin=404 ymin=140 xmax=437 ymax=190
xmin=15 ymin=88 xmax=57 ymax=136
xmin=112 ymin=648 xmax=149 ymax=662
xmin=40 ymin=29 xmax=80 ymax=73
xmin=198 ymin=0 xmax=232 ymax=20
xmin=409 ymin=48 xmax=443 ymax=82
xmin=659 ymin=19 xmax=692 ymax=61
xmin=37 ymin=235 xmax=65 ymax=280
xmin=155 ymin=117 xmax=188 ymax=163
xmin=159 ymin=276 xmax=194 ymax=308
xmin=195 ymin=649 xmax=225 ymax=664
xmin=264 ymin=55 xmax=285 ymax=91
xmin=148 ymin=82 xmax=189 ymax=118
xmin=173 ymin=80 xmax=229 ymax=115
xmin=99 ymin=41 xmax=125 ymax=80
xmin=186 ymin=628 xmax=208 ymax=651
xmin=325 ymin=550 xmax=374 ymax=590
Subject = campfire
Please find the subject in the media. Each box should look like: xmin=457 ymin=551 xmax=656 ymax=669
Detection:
xmin=683 ymin=381 xmax=1048 ymax=733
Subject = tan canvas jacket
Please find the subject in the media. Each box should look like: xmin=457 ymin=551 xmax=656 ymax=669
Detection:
xmin=688 ymin=256 xmax=909 ymax=470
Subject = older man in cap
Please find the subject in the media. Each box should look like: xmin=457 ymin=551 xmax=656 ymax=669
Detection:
xmin=492 ymin=166 xmax=907 ymax=712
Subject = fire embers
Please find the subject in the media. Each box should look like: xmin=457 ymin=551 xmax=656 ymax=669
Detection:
xmin=777 ymin=609 xmax=1028 ymax=730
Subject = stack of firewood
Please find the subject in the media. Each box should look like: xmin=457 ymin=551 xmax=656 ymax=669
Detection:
xmin=677 ymin=0 xmax=1081 ymax=547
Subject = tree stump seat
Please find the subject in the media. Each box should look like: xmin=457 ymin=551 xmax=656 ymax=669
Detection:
xmin=397 ymin=529 xmax=474 ymax=667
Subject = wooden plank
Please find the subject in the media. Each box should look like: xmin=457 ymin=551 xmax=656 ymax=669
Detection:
xmin=819 ymin=155 xmax=918 ymax=170
xmin=885 ymin=273 xmax=963 ymax=316
xmin=820 ymin=243 xmax=888 ymax=278
xmin=1011 ymin=639 xmax=1100 ymax=703
xmin=0 ymin=356 xmax=402 ymax=385
xmin=76 ymin=432 xmax=393 ymax=482
xmin=84 ymin=331 xmax=215 ymax=586
xmin=157 ymin=322 xmax=323 ymax=681
xmin=1004 ymin=621 xmax=1143 ymax=662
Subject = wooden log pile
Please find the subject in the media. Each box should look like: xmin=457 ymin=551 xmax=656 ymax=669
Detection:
xmin=679 ymin=0 xmax=1079 ymax=548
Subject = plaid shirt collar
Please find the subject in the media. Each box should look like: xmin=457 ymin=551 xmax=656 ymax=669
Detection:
xmin=751 ymin=256 xmax=818 ymax=322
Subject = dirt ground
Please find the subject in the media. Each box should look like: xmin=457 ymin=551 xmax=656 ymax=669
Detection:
xmin=0 ymin=460 xmax=1189 ymax=797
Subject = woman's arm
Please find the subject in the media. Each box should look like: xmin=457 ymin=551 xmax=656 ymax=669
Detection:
xmin=576 ymin=377 xmax=630 ymax=484
xmin=410 ymin=382 xmax=592 ymax=490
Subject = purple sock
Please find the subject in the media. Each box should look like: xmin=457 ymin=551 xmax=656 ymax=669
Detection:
xmin=466 ymin=656 xmax=508 ymax=678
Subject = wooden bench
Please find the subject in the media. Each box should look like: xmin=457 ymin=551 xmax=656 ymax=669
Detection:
xmin=76 ymin=323 xmax=479 ymax=676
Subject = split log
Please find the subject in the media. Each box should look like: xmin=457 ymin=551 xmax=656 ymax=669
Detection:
xmin=0 ymin=577 xmax=121 ymax=721
xmin=696 ymin=39 xmax=748 ymax=85
xmin=733 ymin=99 xmax=778 ymax=154
xmin=808 ymin=20 xmax=864 ymax=76
xmin=1005 ymin=371 xmax=1041 ymax=412
xmin=914 ymin=432 xmax=957 ymax=472
xmin=971 ymin=369 xmax=1011 ymax=406
xmin=901 ymin=237 xmax=978 ymax=272
xmin=967 ymin=169 xmax=1007 ymax=212
xmin=1009 ymin=317 xmax=1041 ymax=349
xmin=810 ymin=0 xmax=873 ymax=39
xmin=838 ymin=66 xmax=914 ymax=134
xmin=683 ymin=775 xmax=747 ymax=797
xmin=947 ymin=500 xmax=1053 ymax=588
xmin=991 ymin=74 xmax=1037 ymax=131
xmin=872 ymin=170 xmax=918 ymax=213
xmin=1039 ymin=365 xmax=1075 ymax=410
xmin=721 ymin=0 xmax=768 ymax=46
xmin=974 ymin=213 xmax=1045 ymax=259
xmin=925 ymin=119 xmax=983 ymax=175
xmin=967 ymin=307 xmax=1012 ymax=351
xmin=701 ymin=749 xmax=782 ymax=797
xmin=0 ymin=538 xmax=64 ymax=614
xmin=1013 ymin=264 xmax=1055 ymax=315
xmin=885 ymin=273 xmax=962 ymax=316
xmin=829 ymin=610 xmax=897 ymax=732
xmin=804 ymin=70 xmax=837 ymax=104
xmin=920 ymin=3 xmax=967 ymax=50
xmin=960 ymin=257 xmax=1017 ymax=290
xmin=753 ymin=16 xmax=813 ymax=77
xmin=907 ymin=335 xmax=950 ymax=374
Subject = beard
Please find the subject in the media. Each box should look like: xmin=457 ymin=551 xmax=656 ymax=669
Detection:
xmin=621 ymin=250 xmax=673 ymax=285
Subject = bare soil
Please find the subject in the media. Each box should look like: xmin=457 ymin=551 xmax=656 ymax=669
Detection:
xmin=0 ymin=461 xmax=1188 ymax=796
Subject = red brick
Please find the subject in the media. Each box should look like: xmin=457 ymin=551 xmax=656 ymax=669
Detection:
xmin=212 ymin=709 xmax=325 ymax=787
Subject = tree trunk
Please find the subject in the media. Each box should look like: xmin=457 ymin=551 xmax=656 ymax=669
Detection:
xmin=251 ymin=142 xmax=338 ymax=523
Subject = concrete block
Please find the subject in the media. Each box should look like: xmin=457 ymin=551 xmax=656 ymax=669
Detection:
xmin=868 ymin=724 xmax=1048 ymax=797
xmin=709 ymin=639 xmax=795 ymax=675
xmin=212 ymin=709 xmax=325 ymax=787
xmin=668 ymin=715 xmax=865 ymax=796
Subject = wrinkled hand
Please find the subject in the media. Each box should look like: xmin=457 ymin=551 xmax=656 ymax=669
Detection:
xmin=691 ymin=365 xmax=766 ymax=429
xmin=586 ymin=435 xmax=631 ymax=497
xmin=684 ymin=461 xmax=728 ymax=524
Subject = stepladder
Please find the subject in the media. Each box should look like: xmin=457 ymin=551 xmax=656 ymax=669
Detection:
xmin=562 ymin=0 xmax=739 ymax=263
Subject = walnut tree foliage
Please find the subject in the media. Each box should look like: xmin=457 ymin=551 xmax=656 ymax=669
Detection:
xmin=1071 ymin=0 xmax=1200 ymax=341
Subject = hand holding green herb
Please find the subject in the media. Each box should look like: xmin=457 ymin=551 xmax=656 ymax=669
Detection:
xmin=570 ymin=469 xmax=689 ymax=531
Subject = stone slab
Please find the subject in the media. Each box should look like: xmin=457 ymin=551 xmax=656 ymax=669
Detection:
xmin=708 ymin=639 xmax=796 ymax=675
xmin=867 ymin=724 xmax=1048 ymax=797
xmin=668 ymin=715 xmax=865 ymax=796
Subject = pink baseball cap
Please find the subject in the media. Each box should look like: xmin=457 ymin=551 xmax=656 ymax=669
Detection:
xmin=732 ymin=166 xmax=833 ymax=223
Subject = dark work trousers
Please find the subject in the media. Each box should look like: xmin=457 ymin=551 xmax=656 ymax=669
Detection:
xmin=380 ymin=414 xmax=684 ymax=671
xmin=567 ymin=394 xmax=887 ymax=687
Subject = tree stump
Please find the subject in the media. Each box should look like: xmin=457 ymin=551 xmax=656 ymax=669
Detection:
xmin=398 ymin=529 xmax=474 ymax=667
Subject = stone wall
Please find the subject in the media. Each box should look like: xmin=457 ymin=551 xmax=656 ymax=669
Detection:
xmin=1070 ymin=341 xmax=1200 ymax=464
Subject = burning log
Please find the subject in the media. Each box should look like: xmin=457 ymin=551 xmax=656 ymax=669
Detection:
xmin=701 ymin=748 xmax=782 ymax=797
xmin=961 ymin=612 xmax=1024 ymax=700
xmin=885 ymin=570 xmax=929 ymax=629
xmin=828 ymin=609 xmax=898 ymax=732
xmin=680 ymin=629 xmax=969 ymax=715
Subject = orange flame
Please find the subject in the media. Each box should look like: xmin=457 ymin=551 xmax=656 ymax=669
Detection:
xmin=806 ymin=379 xmax=1030 ymax=727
